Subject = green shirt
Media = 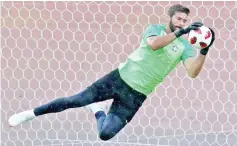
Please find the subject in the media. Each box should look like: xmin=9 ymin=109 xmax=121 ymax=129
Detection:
xmin=118 ymin=24 xmax=194 ymax=95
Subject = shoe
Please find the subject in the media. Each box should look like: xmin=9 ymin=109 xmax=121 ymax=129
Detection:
xmin=8 ymin=110 xmax=36 ymax=127
xmin=87 ymin=101 xmax=109 ymax=114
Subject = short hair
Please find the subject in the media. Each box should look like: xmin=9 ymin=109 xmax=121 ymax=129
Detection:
xmin=168 ymin=4 xmax=190 ymax=17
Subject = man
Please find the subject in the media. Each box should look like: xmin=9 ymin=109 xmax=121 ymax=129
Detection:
xmin=8 ymin=4 xmax=215 ymax=141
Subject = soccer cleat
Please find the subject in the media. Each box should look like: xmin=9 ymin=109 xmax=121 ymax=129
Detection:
xmin=87 ymin=101 xmax=109 ymax=114
xmin=8 ymin=109 xmax=36 ymax=127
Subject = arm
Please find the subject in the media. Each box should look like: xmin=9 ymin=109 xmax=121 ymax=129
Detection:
xmin=146 ymin=33 xmax=177 ymax=51
xmin=146 ymin=22 xmax=203 ymax=51
xmin=184 ymin=54 xmax=206 ymax=78
xmin=183 ymin=27 xmax=215 ymax=78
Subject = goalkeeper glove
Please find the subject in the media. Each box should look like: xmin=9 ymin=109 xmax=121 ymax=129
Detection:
xmin=174 ymin=22 xmax=203 ymax=38
xmin=200 ymin=27 xmax=215 ymax=55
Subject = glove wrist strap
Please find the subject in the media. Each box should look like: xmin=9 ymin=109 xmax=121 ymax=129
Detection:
xmin=174 ymin=30 xmax=182 ymax=38
xmin=200 ymin=48 xmax=209 ymax=55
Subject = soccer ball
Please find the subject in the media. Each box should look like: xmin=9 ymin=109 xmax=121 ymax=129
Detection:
xmin=188 ymin=25 xmax=212 ymax=49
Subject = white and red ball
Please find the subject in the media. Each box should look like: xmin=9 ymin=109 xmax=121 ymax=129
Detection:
xmin=188 ymin=25 xmax=212 ymax=49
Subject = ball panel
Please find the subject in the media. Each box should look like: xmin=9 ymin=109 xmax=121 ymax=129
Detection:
xmin=204 ymin=30 xmax=211 ymax=39
xmin=190 ymin=36 xmax=197 ymax=44
xmin=194 ymin=29 xmax=202 ymax=34
xmin=200 ymin=42 xmax=208 ymax=48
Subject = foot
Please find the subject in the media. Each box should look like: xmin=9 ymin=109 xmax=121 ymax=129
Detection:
xmin=8 ymin=110 xmax=36 ymax=127
xmin=87 ymin=101 xmax=108 ymax=114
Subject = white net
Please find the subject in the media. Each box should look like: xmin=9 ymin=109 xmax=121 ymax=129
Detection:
xmin=1 ymin=1 xmax=237 ymax=146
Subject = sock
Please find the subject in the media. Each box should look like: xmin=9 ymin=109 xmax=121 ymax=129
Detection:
xmin=28 ymin=109 xmax=36 ymax=118
xmin=95 ymin=111 xmax=106 ymax=120
xmin=88 ymin=103 xmax=105 ymax=114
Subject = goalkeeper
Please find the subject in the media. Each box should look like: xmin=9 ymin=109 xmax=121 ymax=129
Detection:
xmin=9 ymin=4 xmax=215 ymax=141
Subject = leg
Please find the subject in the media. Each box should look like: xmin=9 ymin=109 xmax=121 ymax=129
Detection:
xmin=93 ymin=98 xmax=141 ymax=141
xmin=90 ymin=70 xmax=147 ymax=141
xmin=95 ymin=111 xmax=127 ymax=141
xmin=34 ymin=69 xmax=121 ymax=116
xmin=8 ymin=69 xmax=118 ymax=126
xmin=34 ymin=83 xmax=108 ymax=116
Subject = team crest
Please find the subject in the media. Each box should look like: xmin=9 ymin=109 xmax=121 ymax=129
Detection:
xmin=172 ymin=46 xmax=178 ymax=52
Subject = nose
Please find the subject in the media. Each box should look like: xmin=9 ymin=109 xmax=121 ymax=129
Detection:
xmin=179 ymin=21 xmax=184 ymax=27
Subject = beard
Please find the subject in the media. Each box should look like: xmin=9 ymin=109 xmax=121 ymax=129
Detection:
xmin=169 ymin=20 xmax=177 ymax=32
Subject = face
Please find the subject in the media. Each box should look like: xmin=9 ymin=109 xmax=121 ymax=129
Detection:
xmin=169 ymin=12 xmax=188 ymax=32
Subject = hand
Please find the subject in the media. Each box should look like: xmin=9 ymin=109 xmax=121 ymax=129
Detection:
xmin=200 ymin=27 xmax=215 ymax=55
xmin=174 ymin=22 xmax=203 ymax=38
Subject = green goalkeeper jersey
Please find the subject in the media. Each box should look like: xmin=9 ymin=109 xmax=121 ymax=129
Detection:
xmin=118 ymin=24 xmax=194 ymax=95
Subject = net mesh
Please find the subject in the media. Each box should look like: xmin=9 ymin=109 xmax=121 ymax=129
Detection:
xmin=1 ymin=1 xmax=237 ymax=146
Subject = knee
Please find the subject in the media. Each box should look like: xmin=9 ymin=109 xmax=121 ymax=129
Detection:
xmin=99 ymin=129 xmax=116 ymax=141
